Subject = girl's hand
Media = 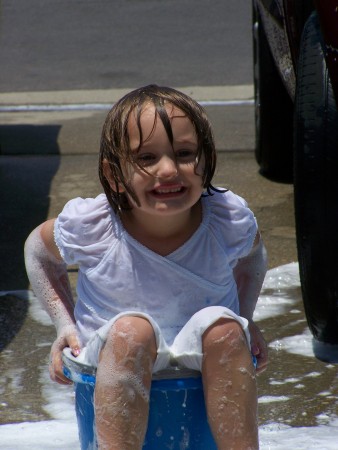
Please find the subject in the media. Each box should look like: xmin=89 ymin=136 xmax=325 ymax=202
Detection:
xmin=248 ymin=320 xmax=268 ymax=375
xmin=49 ymin=326 xmax=81 ymax=385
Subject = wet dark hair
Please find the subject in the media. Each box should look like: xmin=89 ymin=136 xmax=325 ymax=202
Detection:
xmin=99 ymin=84 xmax=220 ymax=213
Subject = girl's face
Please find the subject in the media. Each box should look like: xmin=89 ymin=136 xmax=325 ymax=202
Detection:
xmin=122 ymin=103 xmax=204 ymax=218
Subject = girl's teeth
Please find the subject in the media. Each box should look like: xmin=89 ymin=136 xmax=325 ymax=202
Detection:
xmin=156 ymin=187 xmax=182 ymax=194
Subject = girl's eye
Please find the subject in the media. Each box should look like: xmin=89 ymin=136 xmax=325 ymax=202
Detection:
xmin=176 ymin=149 xmax=197 ymax=160
xmin=135 ymin=153 xmax=156 ymax=166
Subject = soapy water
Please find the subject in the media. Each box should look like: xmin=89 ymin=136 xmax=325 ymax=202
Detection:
xmin=1 ymin=263 xmax=338 ymax=449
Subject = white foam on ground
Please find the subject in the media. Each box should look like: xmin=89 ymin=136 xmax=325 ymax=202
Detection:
xmin=258 ymin=395 xmax=291 ymax=404
xmin=259 ymin=420 xmax=338 ymax=450
xmin=253 ymin=262 xmax=300 ymax=322
xmin=269 ymin=328 xmax=315 ymax=358
xmin=2 ymin=263 xmax=338 ymax=449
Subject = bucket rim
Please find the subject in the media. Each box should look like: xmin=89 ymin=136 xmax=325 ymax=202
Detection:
xmin=62 ymin=348 xmax=202 ymax=385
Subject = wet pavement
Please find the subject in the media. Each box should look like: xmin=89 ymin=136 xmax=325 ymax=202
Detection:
xmin=1 ymin=88 xmax=337 ymax=438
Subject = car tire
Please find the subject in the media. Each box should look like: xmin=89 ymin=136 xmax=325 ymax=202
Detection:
xmin=294 ymin=12 xmax=338 ymax=358
xmin=252 ymin=4 xmax=294 ymax=182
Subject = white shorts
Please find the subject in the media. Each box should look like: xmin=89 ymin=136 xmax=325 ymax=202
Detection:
xmin=80 ymin=306 xmax=250 ymax=373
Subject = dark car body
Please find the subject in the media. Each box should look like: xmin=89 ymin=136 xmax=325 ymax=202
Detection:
xmin=252 ymin=0 xmax=338 ymax=361
xmin=255 ymin=0 xmax=338 ymax=102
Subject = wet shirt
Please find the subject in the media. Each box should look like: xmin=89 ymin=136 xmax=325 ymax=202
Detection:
xmin=54 ymin=191 xmax=257 ymax=345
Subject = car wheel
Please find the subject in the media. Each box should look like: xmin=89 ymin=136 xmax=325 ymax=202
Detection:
xmin=252 ymin=3 xmax=294 ymax=182
xmin=294 ymin=12 xmax=338 ymax=359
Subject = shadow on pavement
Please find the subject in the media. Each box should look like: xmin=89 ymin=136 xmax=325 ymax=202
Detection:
xmin=0 ymin=124 xmax=61 ymax=350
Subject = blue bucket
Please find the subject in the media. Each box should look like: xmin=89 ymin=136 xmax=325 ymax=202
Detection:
xmin=62 ymin=349 xmax=216 ymax=449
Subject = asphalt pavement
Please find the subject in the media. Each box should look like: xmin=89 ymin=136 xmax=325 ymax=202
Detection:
xmin=0 ymin=0 xmax=253 ymax=92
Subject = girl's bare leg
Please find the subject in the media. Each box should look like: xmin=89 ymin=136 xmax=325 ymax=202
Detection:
xmin=202 ymin=319 xmax=258 ymax=450
xmin=94 ymin=317 xmax=157 ymax=450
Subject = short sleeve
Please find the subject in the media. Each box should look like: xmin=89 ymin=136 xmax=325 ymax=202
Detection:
xmin=54 ymin=194 xmax=114 ymax=268
xmin=209 ymin=190 xmax=258 ymax=266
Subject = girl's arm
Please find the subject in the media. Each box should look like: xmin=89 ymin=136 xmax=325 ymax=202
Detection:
xmin=24 ymin=219 xmax=81 ymax=384
xmin=234 ymin=233 xmax=267 ymax=320
xmin=234 ymin=232 xmax=268 ymax=374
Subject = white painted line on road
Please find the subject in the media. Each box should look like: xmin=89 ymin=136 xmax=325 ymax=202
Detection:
xmin=0 ymin=104 xmax=112 ymax=112
xmin=0 ymin=85 xmax=254 ymax=108
xmin=200 ymin=100 xmax=254 ymax=106
xmin=0 ymin=99 xmax=254 ymax=112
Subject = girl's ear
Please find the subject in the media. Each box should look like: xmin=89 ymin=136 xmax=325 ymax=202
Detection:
xmin=102 ymin=159 xmax=125 ymax=193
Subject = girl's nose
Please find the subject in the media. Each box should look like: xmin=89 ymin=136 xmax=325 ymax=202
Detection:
xmin=154 ymin=155 xmax=178 ymax=179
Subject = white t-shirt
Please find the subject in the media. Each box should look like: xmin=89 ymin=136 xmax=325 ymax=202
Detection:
xmin=54 ymin=190 xmax=257 ymax=346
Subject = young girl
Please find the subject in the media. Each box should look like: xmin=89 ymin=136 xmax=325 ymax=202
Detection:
xmin=25 ymin=85 xmax=268 ymax=450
